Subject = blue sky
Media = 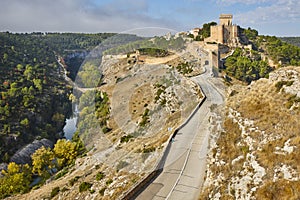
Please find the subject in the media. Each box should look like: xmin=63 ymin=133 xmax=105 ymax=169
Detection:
xmin=0 ymin=0 xmax=299 ymax=36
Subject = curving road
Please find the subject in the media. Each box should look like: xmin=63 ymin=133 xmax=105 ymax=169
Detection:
xmin=135 ymin=57 xmax=224 ymax=200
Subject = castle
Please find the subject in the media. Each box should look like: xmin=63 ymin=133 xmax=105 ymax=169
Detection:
xmin=205 ymin=14 xmax=239 ymax=46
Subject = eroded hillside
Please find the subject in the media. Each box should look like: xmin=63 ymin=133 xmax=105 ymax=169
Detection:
xmin=200 ymin=67 xmax=300 ymax=199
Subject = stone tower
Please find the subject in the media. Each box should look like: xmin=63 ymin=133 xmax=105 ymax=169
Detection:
xmin=219 ymin=14 xmax=233 ymax=26
xmin=205 ymin=14 xmax=239 ymax=45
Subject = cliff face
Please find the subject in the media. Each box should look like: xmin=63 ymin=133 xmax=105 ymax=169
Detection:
xmin=9 ymin=139 xmax=54 ymax=164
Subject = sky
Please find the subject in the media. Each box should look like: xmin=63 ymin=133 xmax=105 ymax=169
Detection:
xmin=0 ymin=0 xmax=299 ymax=36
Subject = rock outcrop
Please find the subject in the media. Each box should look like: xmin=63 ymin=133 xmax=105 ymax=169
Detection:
xmin=10 ymin=138 xmax=54 ymax=164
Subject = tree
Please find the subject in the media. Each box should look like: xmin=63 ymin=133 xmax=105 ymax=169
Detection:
xmin=72 ymin=132 xmax=85 ymax=155
xmin=69 ymin=93 xmax=76 ymax=103
xmin=5 ymin=162 xmax=20 ymax=175
xmin=3 ymin=53 xmax=8 ymax=62
xmin=33 ymin=78 xmax=43 ymax=92
xmin=0 ymin=162 xmax=31 ymax=198
xmin=23 ymin=65 xmax=33 ymax=80
xmin=20 ymin=118 xmax=29 ymax=128
xmin=77 ymin=62 xmax=101 ymax=88
xmin=53 ymin=139 xmax=78 ymax=168
xmin=16 ymin=64 xmax=24 ymax=71
xmin=200 ymin=22 xmax=217 ymax=39
xmin=31 ymin=146 xmax=55 ymax=177
xmin=52 ymin=112 xmax=65 ymax=127
xmin=243 ymin=27 xmax=258 ymax=40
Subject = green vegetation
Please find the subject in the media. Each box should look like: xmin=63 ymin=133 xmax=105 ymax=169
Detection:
xmin=99 ymin=187 xmax=106 ymax=196
xmin=176 ymin=62 xmax=193 ymax=75
xmin=198 ymin=22 xmax=217 ymax=40
xmin=154 ymin=83 xmax=167 ymax=105
xmin=143 ymin=146 xmax=156 ymax=153
xmin=50 ymin=187 xmax=60 ymax=198
xmin=138 ymin=48 xmax=169 ymax=57
xmin=0 ymin=137 xmax=85 ymax=199
xmin=95 ymin=91 xmax=111 ymax=133
xmin=106 ymin=179 xmax=113 ymax=186
xmin=120 ymin=134 xmax=134 ymax=143
xmin=275 ymin=80 xmax=294 ymax=91
xmin=69 ymin=176 xmax=80 ymax=186
xmin=286 ymin=94 xmax=300 ymax=109
xmin=0 ymin=31 xmax=118 ymax=164
xmin=256 ymin=35 xmax=300 ymax=66
xmin=77 ymin=62 xmax=102 ymax=88
xmin=31 ymin=146 xmax=56 ymax=178
xmin=139 ymin=108 xmax=150 ymax=127
xmin=0 ymin=162 xmax=32 ymax=199
xmin=223 ymin=28 xmax=300 ymax=84
xmin=76 ymin=90 xmax=111 ymax=143
xmin=0 ymin=31 xmax=117 ymax=161
xmin=30 ymin=139 xmax=83 ymax=179
xmin=79 ymin=182 xmax=92 ymax=193
xmin=224 ymin=47 xmax=273 ymax=83
xmin=242 ymin=27 xmax=258 ymax=41
xmin=0 ymin=32 xmax=73 ymax=162
xmin=280 ymin=37 xmax=300 ymax=47
xmin=104 ymin=35 xmax=185 ymax=55
xmin=54 ymin=167 xmax=69 ymax=180
xmin=96 ymin=172 xmax=105 ymax=181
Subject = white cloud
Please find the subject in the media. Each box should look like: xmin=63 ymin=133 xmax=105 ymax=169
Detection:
xmin=0 ymin=0 xmax=179 ymax=35
xmin=235 ymin=0 xmax=300 ymax=25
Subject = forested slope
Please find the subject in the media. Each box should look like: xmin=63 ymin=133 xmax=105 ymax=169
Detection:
xmin=0 ymin=32 xmax=114 ymax=163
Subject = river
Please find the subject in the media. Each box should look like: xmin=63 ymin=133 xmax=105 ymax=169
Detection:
xmin=63 ymin=104 xmax=78 ymax=140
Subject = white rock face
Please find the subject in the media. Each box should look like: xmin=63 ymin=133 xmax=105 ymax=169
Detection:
xmin=269 ymin=68 xmax=300 ymax=98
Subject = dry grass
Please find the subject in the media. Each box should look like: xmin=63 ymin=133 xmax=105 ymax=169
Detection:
xmin=129 ymin=83 xmax=153 ymax=121
xmin=201 ymin=67 xmax=300 ymax=199
xmin=256 ymin=179 xmax=300 ymax=200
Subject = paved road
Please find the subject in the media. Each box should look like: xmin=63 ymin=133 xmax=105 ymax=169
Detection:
xmin=136 ymin=61 xmax=224 ymax=200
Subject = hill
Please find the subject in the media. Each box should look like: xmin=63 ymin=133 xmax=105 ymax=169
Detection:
xmin=280 ymin=37 xmax=300 ymax=47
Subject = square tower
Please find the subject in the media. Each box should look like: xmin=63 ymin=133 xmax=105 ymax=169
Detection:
xmin=219 ymin=14 xmax=233 ymax=26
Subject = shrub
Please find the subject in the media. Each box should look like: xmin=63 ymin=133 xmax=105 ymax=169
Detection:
xmin=143 ymin=146 xmax=156 ymax=153
xmin=139 ymin=108 xmax=150 ymax=127
xmin=275 ymin=81 xmax=294 ymax=91
xmin=69 ymin=176 xmax=80 ymax=186
xmin=106 ymin=179 xmax=113 ymax=186
xmin=50 ymin=187 xmax=60 ymax=198
xmin=79 ymin=182 xmax=92 ymax=193
xmin=96 ymin=172 xmax=105 ymax=181
xmin=120 ymin=135 xmax=134 ymax=143
xmin=54 ymin=168 xmax=69 ymax=180
xmin=99 ymin=187 xmax=106 ymax=196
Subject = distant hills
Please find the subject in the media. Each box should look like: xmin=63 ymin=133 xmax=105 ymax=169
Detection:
xmin=280 ymin=37 xmax=300 ymax=47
